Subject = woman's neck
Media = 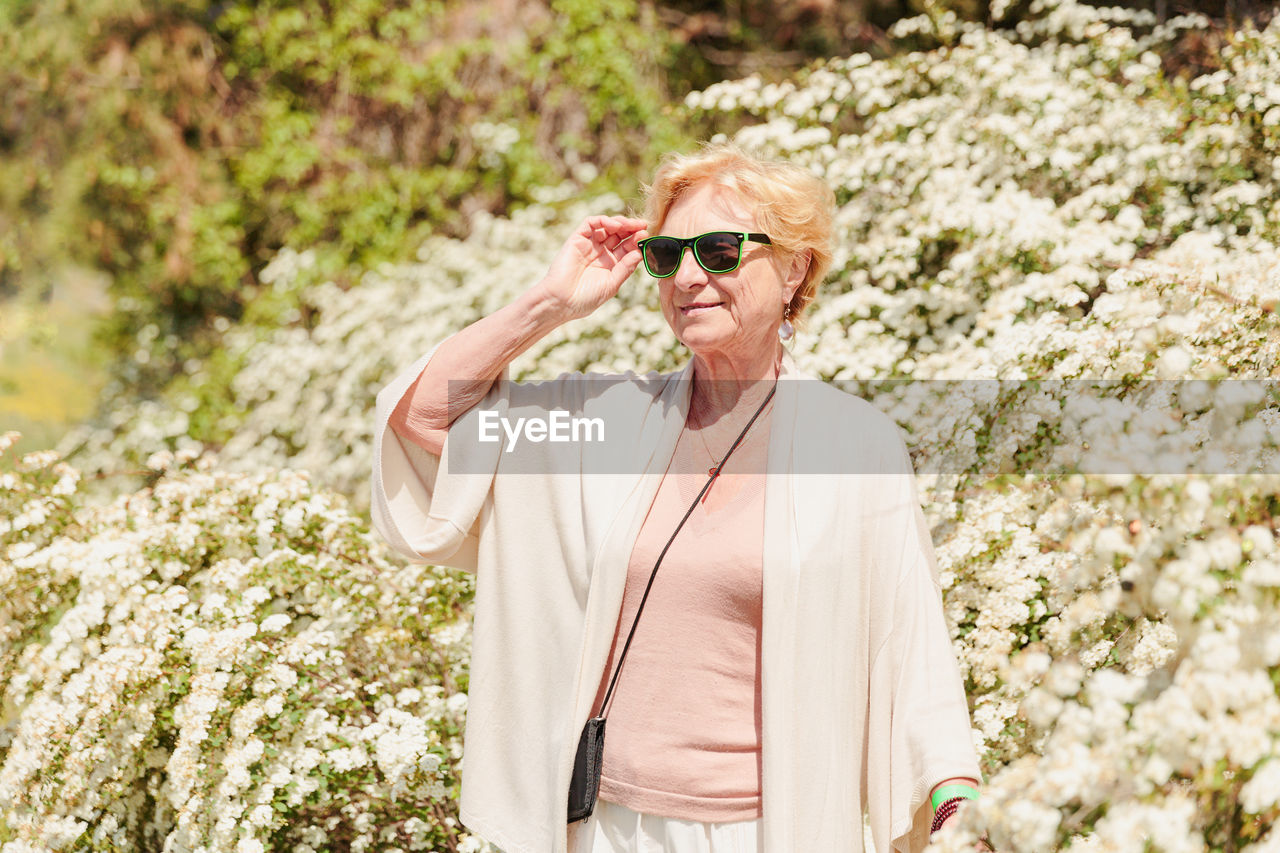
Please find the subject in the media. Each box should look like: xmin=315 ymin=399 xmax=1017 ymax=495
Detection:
xmin=688 ymin=345 xmax=781 ymax=425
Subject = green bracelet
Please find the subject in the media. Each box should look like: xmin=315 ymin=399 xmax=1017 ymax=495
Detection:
xmin=931 ymin=783 xmax=980 ymax=812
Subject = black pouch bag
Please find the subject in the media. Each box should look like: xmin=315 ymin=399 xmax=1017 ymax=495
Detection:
xmin=567 ymin=715 xmax=606 ymax=822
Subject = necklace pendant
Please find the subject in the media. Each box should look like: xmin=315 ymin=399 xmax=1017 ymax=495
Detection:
xmin=702 ymin=465 xmax=720 ymax=504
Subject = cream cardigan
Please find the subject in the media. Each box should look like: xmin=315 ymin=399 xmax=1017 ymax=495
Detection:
xmin=371 ymin=341 xmax=982 ymax=853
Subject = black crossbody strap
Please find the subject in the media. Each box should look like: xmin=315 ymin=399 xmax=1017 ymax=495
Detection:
xmin=597 ymin=380 xmax=777 ymax=719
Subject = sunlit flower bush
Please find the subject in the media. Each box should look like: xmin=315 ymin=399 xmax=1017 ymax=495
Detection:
xmin=0 ymin=433 xmax=481 ymax=851
xmin=25 ymin=0 xmax=1280 ymax=848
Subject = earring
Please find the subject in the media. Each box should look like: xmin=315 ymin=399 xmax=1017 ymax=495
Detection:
xmin=778 ymin=303 xmax=794 ymax=342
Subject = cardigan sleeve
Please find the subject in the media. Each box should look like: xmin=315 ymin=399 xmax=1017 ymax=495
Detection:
xmin=370 ymin=338 xmax=508 ymax=570
xmin=866 ymin=427 xmax=983 ymax=853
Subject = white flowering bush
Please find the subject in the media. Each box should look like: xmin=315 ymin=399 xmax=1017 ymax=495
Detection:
xmin=26 ymin=0 xmax=1280 ymax=848
xmin=0 ymin=432 xmax=485 ymax=851
xmin=690 ymin=4 xmax=1278 ymax=380
xmin=923 ymin=470 xmax=1280 ymax=852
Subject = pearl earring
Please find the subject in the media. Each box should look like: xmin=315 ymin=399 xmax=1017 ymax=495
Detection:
xmin=779 ymin=303 xmax=794 ymax=342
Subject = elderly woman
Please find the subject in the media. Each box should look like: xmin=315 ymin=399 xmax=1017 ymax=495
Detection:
xmin=371 ymin=145 xmax=983 ymax=853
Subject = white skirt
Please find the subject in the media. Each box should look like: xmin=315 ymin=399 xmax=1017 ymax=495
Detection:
xmin=568 ymin=798 xmax=762 ymax=853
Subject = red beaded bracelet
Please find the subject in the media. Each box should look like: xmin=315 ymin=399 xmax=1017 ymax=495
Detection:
xmin=929 ymin=796 xmax=968 ymax=833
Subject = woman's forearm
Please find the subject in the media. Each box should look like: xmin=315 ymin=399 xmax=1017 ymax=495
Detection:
xmin=389 ymin=215 xmax=648 ymax=456
xmin=389 ymin=282 xmax=568 ymax=455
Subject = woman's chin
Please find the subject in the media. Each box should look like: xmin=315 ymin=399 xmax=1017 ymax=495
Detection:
xmin=675 ymin=325 xmax=731 ymax=353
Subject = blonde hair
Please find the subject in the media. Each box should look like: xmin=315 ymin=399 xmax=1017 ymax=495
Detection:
xmin=641 ymin=143 xmax=836 ymax=327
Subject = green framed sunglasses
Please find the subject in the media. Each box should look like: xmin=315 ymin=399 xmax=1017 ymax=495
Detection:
xmin=637 ymin=231 xmax=772 ymax=278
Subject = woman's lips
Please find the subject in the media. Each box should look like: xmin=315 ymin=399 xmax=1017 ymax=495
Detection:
xmin=679 ymin=302 xmax=723 ymax=316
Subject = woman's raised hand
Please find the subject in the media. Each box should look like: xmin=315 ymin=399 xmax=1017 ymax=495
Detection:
xmin=390 ymin=218 xmax=647 ymax=456
xmin=534 ymin=216 xmax=649 ymax=322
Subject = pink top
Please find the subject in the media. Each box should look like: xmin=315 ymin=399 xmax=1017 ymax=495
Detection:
xmin=590 ymin=412 xmax=770 ymax=823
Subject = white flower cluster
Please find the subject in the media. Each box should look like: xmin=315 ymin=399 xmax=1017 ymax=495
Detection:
xmin=23 ymin=0 xmax=1280 ymax=848
xmin=0 ymin=439 xmax=484 ymax=851
xmin=469 ymin=120 xmax=521 ymax=170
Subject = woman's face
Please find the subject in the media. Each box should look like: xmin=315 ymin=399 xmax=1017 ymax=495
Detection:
xmin=656 ymin=182 xmax=800 ymax=367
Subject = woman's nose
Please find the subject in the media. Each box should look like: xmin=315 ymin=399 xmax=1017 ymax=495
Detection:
xmin=672 ymin=247 xmax=707 ymax=289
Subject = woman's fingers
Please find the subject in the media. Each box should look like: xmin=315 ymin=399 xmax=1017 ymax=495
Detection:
xmin=602 ymin=229 xmax=647 ymax=257
xmin=583 ymin=214 xmax=647 ymax=229
xmin=607 ymin=248 xmax=645 ymax=289
xmin=581 ymin=215 xmax=648 ymax=242
xmin=574 ymin=216 xmax=647 ymax=268
xmin=622 ymin=228 xmax=648 ymax=251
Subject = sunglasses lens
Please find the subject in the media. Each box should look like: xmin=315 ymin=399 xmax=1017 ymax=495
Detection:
xmin=644 ymin=238 xmax=682 ymax=277
xmin=694 ymin=232 xmax=742 ymax=272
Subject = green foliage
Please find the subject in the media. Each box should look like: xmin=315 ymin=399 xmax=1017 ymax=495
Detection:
xmin=0 ymin=0 xmax=679 ymax=397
